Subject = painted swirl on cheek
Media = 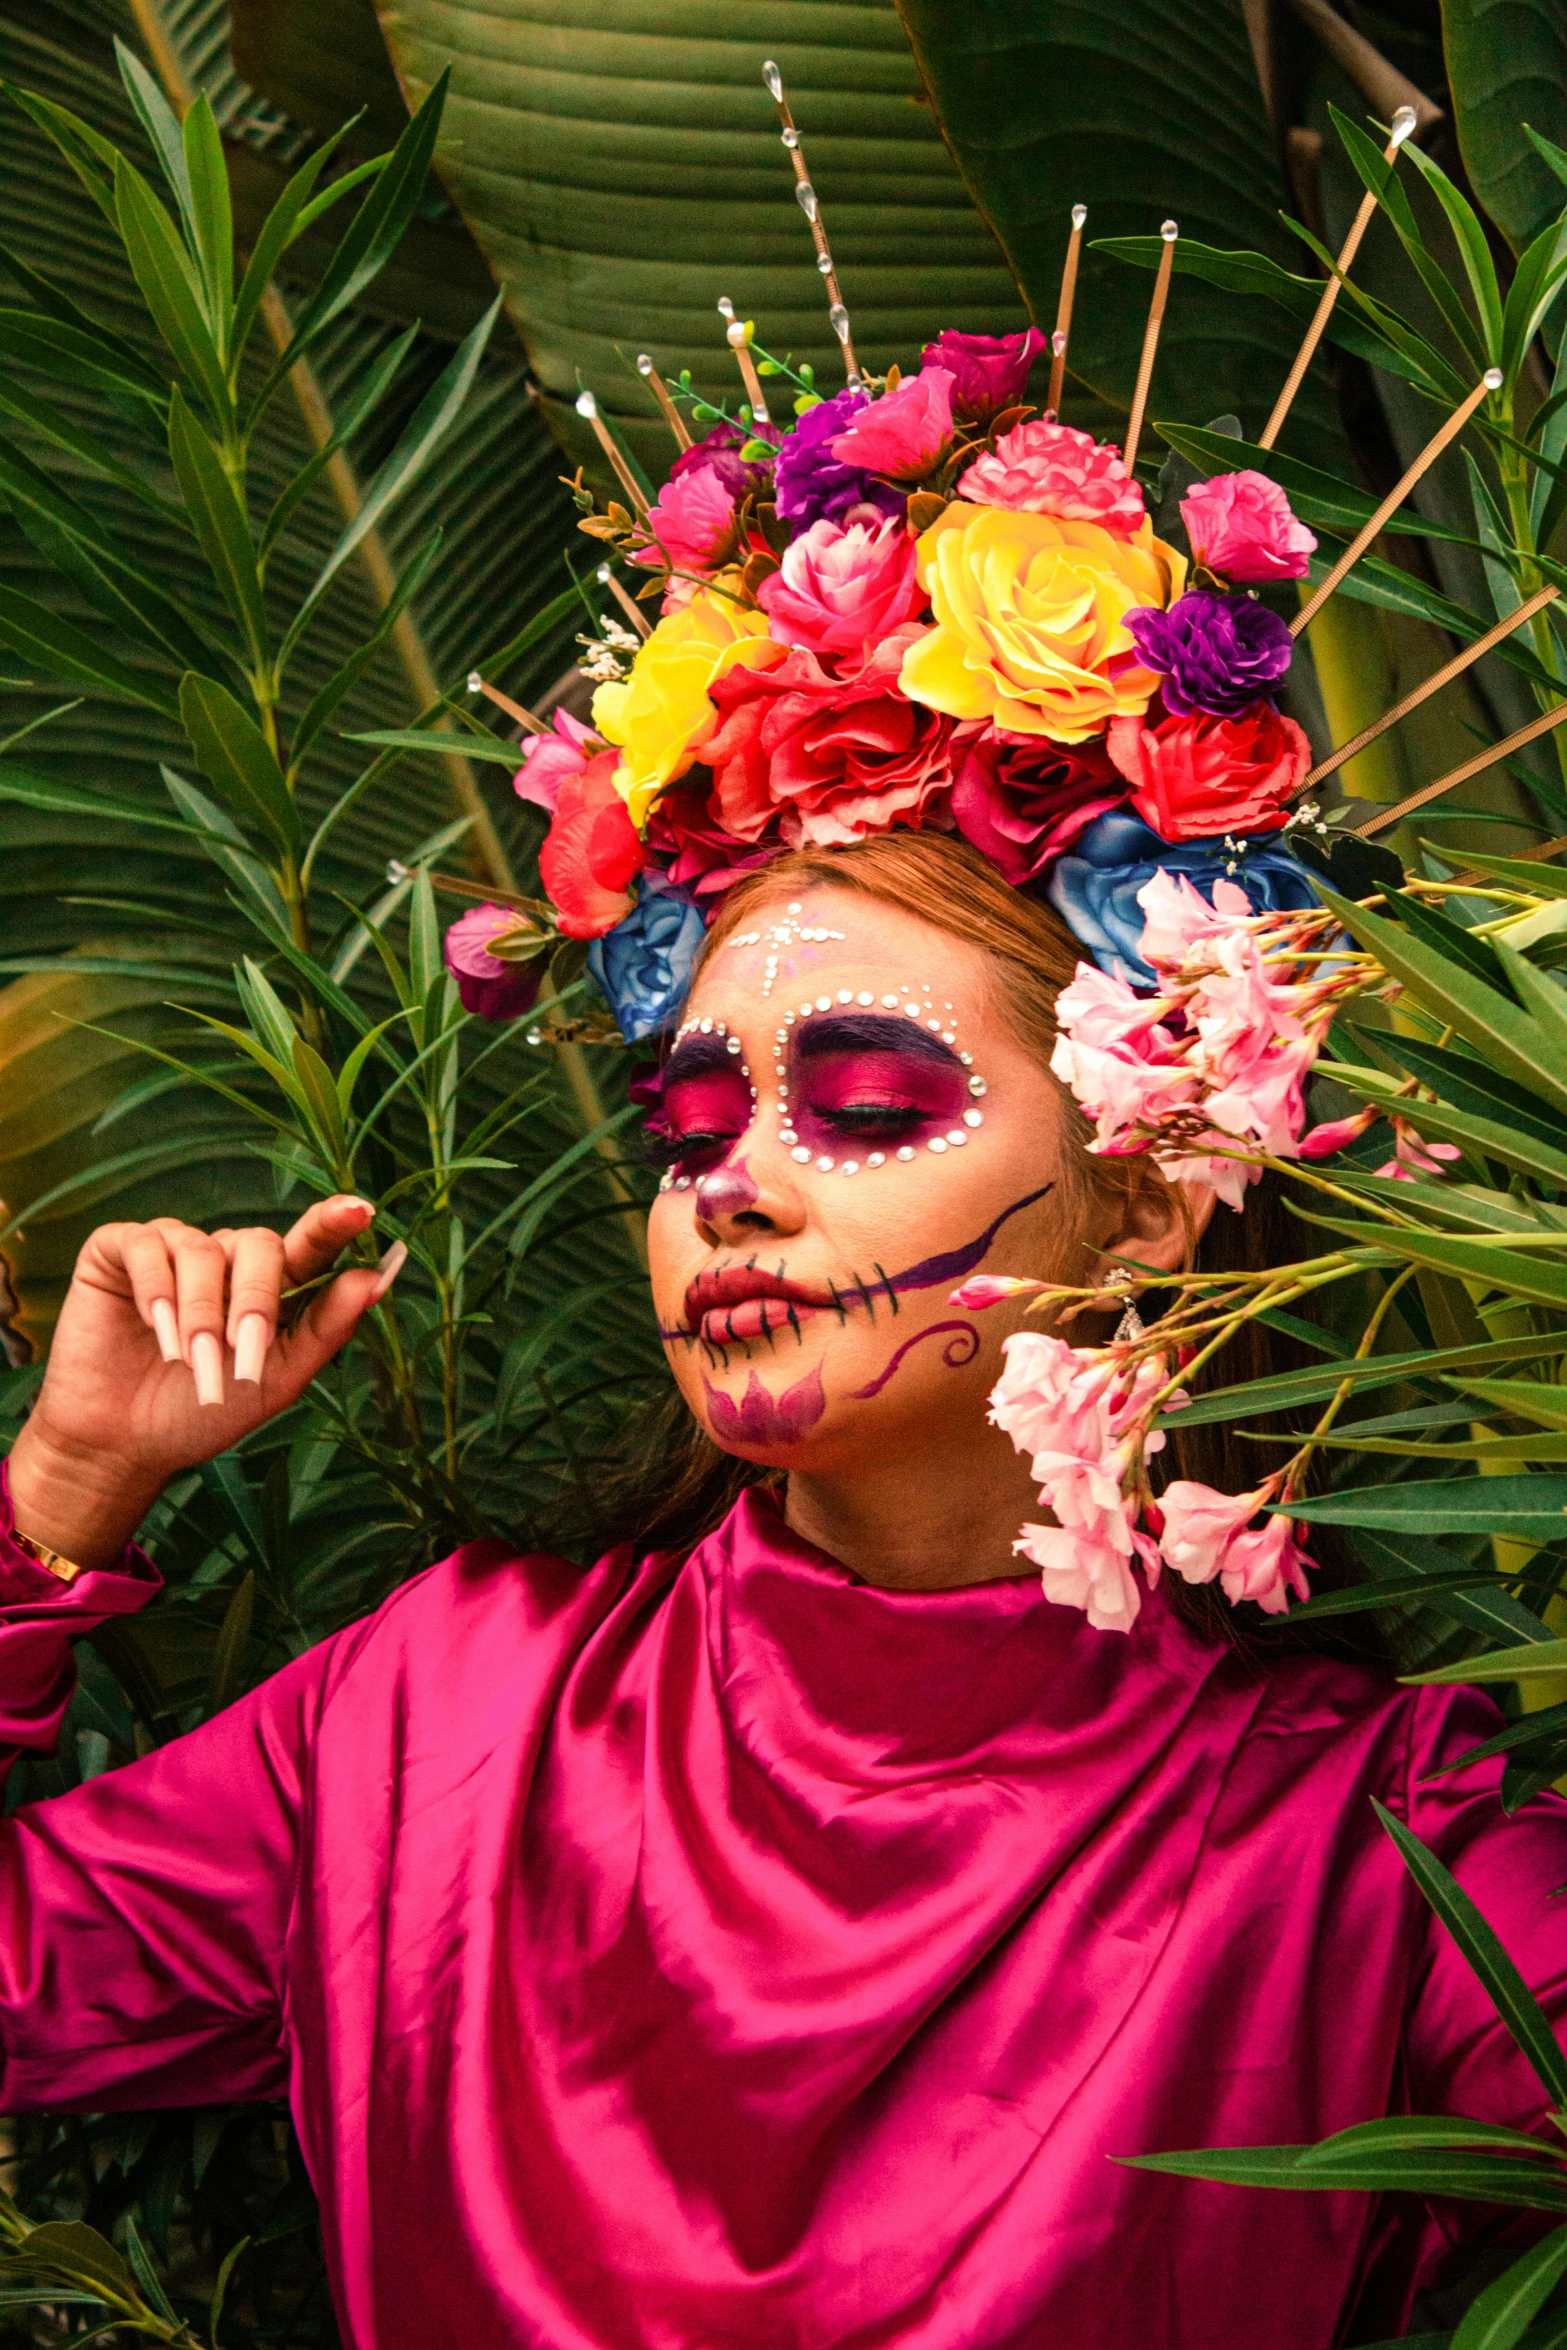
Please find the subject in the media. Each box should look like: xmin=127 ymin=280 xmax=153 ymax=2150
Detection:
xmin=703 ymin=1363 xmax=827 ymax=1444
xmin=850 ymin=1321 xmax=980 ymax=1400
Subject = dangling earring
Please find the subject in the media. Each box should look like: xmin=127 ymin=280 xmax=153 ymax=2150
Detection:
xmin=1104 ymin=1267 xmax=1144 ymax=1344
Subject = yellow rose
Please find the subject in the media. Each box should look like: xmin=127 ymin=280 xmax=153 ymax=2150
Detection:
xmin=593 ymin=591 xmax=782 ymax=826
xmin=900 ymin=504 xmax=1186 ymax=743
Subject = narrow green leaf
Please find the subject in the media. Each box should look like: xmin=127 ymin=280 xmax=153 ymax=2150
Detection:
xmin=344 ymin=723 xmax=521 ymax=767
xmin=1401 ymin=135 xmax=1509 ymax=363
xmin=1283 ymin=1473 xmax=1567 ymax=1541
xmin=1409 ymin=1637 xmax=1567 ymax=1683
xmin=230 ymin=122 xmax=357 ymax=365
xmin=1117 ymin=2141 xmax=1567 ymax=2207
xmin=167 ymin=388 xmax=266 ymax=663
xmin=112 ymin=37 xmax=193 ymax=232
xmin=1332 ymin=105 xmax=1495 ymax=367
xmin=181 ymin=92 xmax=233 ymax=355
xmin=1325 ymin=1070 xmax=1567 ymax=1189
xmin=160 ymin=766 xmax=291 ymax=941
xmin=1299 ymin=2116 xmax=1560 ymax=2164
xmin=113 ymin=155 xmax=227 ymax=419
xmin=1156 ymin=419 xmax=1478 ymax=548
xmin=1454 ymin=2222 xmax=1567 ymax=2350
xmin=1455 ymin=1379 xmax=1567 ymax=1430
xmin=1374 ymin=1800 xmax=1567 ymax=2108
xmin=1316 ymin=888 xmax=1567 ymax=1122
xmin=0 ymin=308 xmax=162 ymax=407
xmin=203 ymin=1568 xmax=255 ymax=1721
xmin=1161 ymin=1331 xmax=1567 ymax=1431
xmin=1350 ymin=1026 xmax=1567 ymax=1146
xmin=179 ymin=674 xmax=300 ymax=860
xmin=0 ymin=582 xmax=177 ymax=713
xmin=14 ymin=2219 xmax=138 ymax=2305
xmin=289 ymin=532 xmax=440 ymax=771
xmin=9 ymin=502 xmax=219 ymax=682
xmin=120 ymin=2214 xmax=177 ymax=2325
xmin=1349 ymin=1527 xmax=1554 ymax=1645
xmin=233 ymin=958 xmax=303 ymax=1072
xmin=4 ymin=86 xmax=121 ymax=226
xmin=0 ymin=367 xmax=171 ymax=518
xmin=259 ymin=320 xmax=417 ymax=563
xmin=0 ymin=761 xmax=192 ymax=833
xmin=285 ymin=294 xmax=500 ymax=660
xmin=290 ymin=1034 xmax=347 ymax=1160
xmin=1454 ymin=848 xmax=1567 ymax=903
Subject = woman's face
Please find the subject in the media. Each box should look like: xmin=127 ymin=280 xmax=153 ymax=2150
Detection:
xmin=646 ymin=888 xmax=1088 ymax=1474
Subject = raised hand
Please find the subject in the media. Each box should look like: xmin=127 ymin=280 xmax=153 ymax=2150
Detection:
xmin=6 ymin=1196 xmax=404 ymax=1570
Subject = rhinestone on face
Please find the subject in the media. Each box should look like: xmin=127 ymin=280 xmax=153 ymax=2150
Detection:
xmin=969 ymin=1076 xmax=987 ymax=1096
xmin=867 ymin=1152 xmax=885 ymax=1168
xmin=700 ymin=1019 xmax=713 ymax=1034
xmin=881 ymin=994 xmax=899 ymax=1007
xmin=896 ymin=1145 xmax=916 ymax=1162
xmin=904 ymin=1004 xmax=921 ymax=1019
xmin=927 ymin=1019 xmax=942 ymax=1032
xmin=946 ymin=1130 xmax=967 ymax=1146
xmin=675 ymin=1175 xmax=692 ymax=1190
xmin=726 ymin=1037 xmax=741 ymax=1054
xmin=963 ymin=1109 xmax=983 ymax=1128
xmin=928 ymin=1137 xmax=948 ymax=1154
xmin=791 ymin=1146 xmax=812 ymax=1164
xmin=816 ymin=1155 xmax=835 ymax=1171
xmin=960 ymin=1052 xmax=973 ymax=1066
xmin=857 ymin=991 xmax=874 ymax=1006
xmin=841 ymin=1162 xmax=859 ymax=1176
xmin=838 ymin=989 xmax=853 ymax=1004
xmin=816 ymin=995 xmax=832 ymax=1011
xmin=787 ymin=901 xmax=803 ymax=913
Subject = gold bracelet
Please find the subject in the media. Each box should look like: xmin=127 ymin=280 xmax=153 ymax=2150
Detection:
xmin=11 ymin=1527 xmax=87 ymax=1584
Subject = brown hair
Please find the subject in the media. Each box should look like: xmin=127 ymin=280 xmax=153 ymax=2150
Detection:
xmin=574 ymin=833 xmax=1381 ymax=1666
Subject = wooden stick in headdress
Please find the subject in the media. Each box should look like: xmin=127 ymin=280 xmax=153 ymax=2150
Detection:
xmin=1302 ymin=584 xmax=1561 ymax=790
xmin=467 ymin=672 xmax=548 ymax=736
xmin=1046 ymin=206 xmax=1087 ymax=421
xmin=597 ymin=562 xmax=653 ymax=639
xmin=1355 ymin=695 xmax=1567 ymax=837
xmin=717 ymin=297 xmax=773 ymax=430
xmin=575 ymin=388 xmax=650 ymax=515
xmin=1258 ymin=105 xmax=1418 ymax=452
xmin=1122 ymin=220 xmax=1177 ymax=477
xmin=1291 ymin=368 xmax=1502 ymax=639
xmin=637 ymin=354 xmax=693 ymax=450
xmin=763 ymin=59 xmax=863 ymax=390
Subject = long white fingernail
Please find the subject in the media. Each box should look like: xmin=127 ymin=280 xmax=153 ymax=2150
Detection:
xmin=151 ymin=1298 xmax=180 ymax=1363
xmin=233 ymin=1312 xmax=269 ymax=1386
xmin=371 ymin=1240 xmax=407 ymax=1301
xmin=191 ymin=1330 xmax=225 ymax=1408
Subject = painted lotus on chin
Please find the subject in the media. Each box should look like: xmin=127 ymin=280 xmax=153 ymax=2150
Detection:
xmin=901 ymin=504 xmax=1186 ymax=744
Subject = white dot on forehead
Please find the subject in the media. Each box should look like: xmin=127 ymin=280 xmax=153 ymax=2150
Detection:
xmin=904 ymin=1003 xmax=920 ymax=1018
xmin=816 ymin=996 xmax=831 ymax=1011
xmin=857 ymin=991 xmax=874 ymax=1006
xmin=787 ymin=902 xmax=802 ymax=913
xmin=838 ymin=989 xmax=853 ymax=1004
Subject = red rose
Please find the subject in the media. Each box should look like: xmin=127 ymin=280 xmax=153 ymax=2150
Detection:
xmin=702 ymin=627 xmax=956 ymax=849
xmin=539 ymin=750 xmax=649 ymax=939
xmin=1106 ymin=702 xmax=1309 ymax=841
xmin=949 ymin=728 xmax=1127 ymax=884
xmin=643 ymin=778 xmax=784 ymax=904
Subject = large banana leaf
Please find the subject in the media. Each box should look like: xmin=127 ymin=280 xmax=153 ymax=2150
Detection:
xmin=277 ymin=0 xmax=1039 ymax=478
xmin=1442 ymin=0 xmax=1567 ymax=253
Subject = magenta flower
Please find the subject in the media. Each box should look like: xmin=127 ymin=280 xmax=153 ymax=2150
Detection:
xmin=636 ymin=464 xmax=739 ymax=579
xmin=1298 ymin=1105 xmax=1379 ymax=1158
xmin=513 ymin=709 xmax=598 ymax=815
xmin=772 ymin=388 xmax=904 ymax=528
xmin=1179 ymin=470 xmax=1317 ymax=583
xmin=958 ymin=420 xmax=1146 ymax=538
xmin=918 ymin=326 xmax=1045 ymax=422
xmin=1125 ymin=590 xmax=1294 ymax=718
xmin=949 ymin=1274 xmax=1038 ymax=1310
xmin=1375 ymin=1119 xmax=1462 ymax=1182
xmin=668 ymin=414 xmax=775 ymax=503
xmin=756 ymin=514 xmax=923 ymax=658
xmin=442 ymin=903 xmax=545 ymax=1023
xmin=829 ymin=367 xmax=956 ymax=483
xmin=949 ymin=727 xmax=1127 ymax=885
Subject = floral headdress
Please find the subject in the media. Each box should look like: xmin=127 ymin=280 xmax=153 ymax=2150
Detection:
xmin=443 ymin=81 xmax=1329 ymax=1057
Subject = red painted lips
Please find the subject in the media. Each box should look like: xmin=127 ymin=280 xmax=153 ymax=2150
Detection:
xmin=683 ymin=1264 xmax=830 ymax=1347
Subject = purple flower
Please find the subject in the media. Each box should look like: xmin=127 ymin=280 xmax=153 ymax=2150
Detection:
xmin=772 ymin=389 xmax=905 ymax=529
xmin=919 ymin=326 xmax=1045 ymax=422
xmin=1127 ymin=590 xmax=1294 ymax=719
xmin=669 ymin=416 xmax=775 ymax=504
xmin=443 ymin=903 xmax=546 ymax=1023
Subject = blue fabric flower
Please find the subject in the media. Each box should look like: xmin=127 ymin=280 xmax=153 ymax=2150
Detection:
xmin=588 ymin=873 xmax=707 ymax=1043
xmin=1047 ymin=810 xmax=1318 ymax=987
xmin=773 ymin=389 xmax=905 ymax=528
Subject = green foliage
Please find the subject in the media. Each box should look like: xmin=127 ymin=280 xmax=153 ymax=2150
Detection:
xmin=1443 ymin=0 xmax=1567 ymax=253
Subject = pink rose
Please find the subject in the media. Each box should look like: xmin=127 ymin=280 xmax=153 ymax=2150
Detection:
xmin=1107 ymin=704 xmax=1310 ymax=840
xmin=829 ymin=366 xmax=956 ymax=483
xmin=959 ymin=421 xmax=1146 ymax=538
xmin=642 ymin=777 xmax=784 ymax=904
xmin=756 ymin=514 xmax=924 ymax=658
xmin=1179 ymin=470 xmax=1317 ymax=583
xmin=701 ymin=626 xmax=956 ymax=849
xmin=513 ymin=709 xmax=599 ymax=814
xmin=442 ymin=902 xmax=546 ymax=1023
xmin=635 ymin=464 xmax=739 ymax=578
xmin=920 ymin=326 xmax=1045 ymax=422
xmin=949 ymin=726 xmax=1127 ymax=884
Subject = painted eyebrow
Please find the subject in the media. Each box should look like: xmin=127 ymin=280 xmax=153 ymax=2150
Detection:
xmin=662 ymin=1033 xmax=743 ymax=1085
xmin=794 ymin=1013 xmax=961 ymax=1065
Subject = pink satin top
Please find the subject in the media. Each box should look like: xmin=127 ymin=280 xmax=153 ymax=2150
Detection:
xmin=3 ymin=1472 xmax=1565 ymax=2348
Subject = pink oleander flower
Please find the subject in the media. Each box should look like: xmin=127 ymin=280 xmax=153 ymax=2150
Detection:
xmin=635 ymin=463 xmax=740 ymax=578
xmin=1376 ymin=1118 xmax=1461 ymax=1181
xmin=1298 ymin=1105 xmax=1379 ymax=1158
xmin=1135 ymin=867 xmax=1256 ymax=967
xmin=1014 ymin=1508 xmax=1158 ymax=1634
xmin=829 ymin=366 xmax=956 ymax=483
xmin=513 ymin=709 xmax=599 ymax=815
xmin=1049 ymin=965 xmax=1197 ymax=1139
xmin=1157 ymin=1479 xmax=1312 ymax=1615
xmin=1179 ymin=470 xmax=1317 ymax=584
xmin=959 ymin=420 xmax=1147 ymax=538
xmin=756 ymin=514 xmax=924 ymax=658
xmin=949 ymin=1274 xmax=1039 ymax=1310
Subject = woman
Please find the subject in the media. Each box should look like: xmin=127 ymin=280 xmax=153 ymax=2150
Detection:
xmin=2 ymin=832 xmax=1562 ymax=2349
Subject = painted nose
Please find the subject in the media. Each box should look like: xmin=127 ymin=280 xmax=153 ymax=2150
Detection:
xmin=694 ymin=1161 xmax=762 ymax=1224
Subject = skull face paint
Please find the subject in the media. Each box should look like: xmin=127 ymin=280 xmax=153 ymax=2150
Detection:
xmin=646 ymin=885 xmax=1079 ymax=1467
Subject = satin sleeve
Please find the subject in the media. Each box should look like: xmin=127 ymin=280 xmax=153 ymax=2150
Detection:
xmin=0 ymin=1456 xmax=332 ymax=2112
xmin=1401 ymin=1684 xmax=1567 ymax=2134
